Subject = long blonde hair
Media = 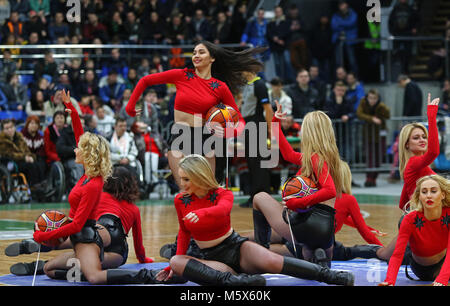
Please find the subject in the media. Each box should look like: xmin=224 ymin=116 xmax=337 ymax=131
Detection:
xmin=340 ymin=160 xmax=352 ymax=195
xmin=78 ymin=132 xmax=112 ymax=181
xmin=179 ymin=154 xmax=220 ymax=191
xmin=409 ymin=175 xmax=450 ymax=213
xmin=300 ymin=111 xmax=343 ymax=196
xmin=398 ymin=123 xmax=428 ymax=179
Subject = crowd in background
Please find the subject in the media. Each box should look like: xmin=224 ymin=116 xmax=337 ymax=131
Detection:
xmin=0 ymin=0 xmax=449 ymax=202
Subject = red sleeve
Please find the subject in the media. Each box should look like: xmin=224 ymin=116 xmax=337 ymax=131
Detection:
xmin=272 ymin=116 xmax=303 ymax=165
xmin=126 ymin=69 xmax=182 ymax=117
xmin=173 ymin=196 xmax=192 ymax=256
xmin=398 ymin=185 xmax=409 ymax=211
xmin=131 ymin=205 xmax=147 ymax=263
xmin=343 ymin=195 xmax=383 ymax=245
xmin=44 ymin=128 xmax=59 ymax=162
xmin=434 ymin=229 xmax=450 ymax=285
xmin=383 ymin=213 xmax=414 ymax=285
xmin=33 ymin=180 xmax=102 ymax=243
xmin=64 ymin=101 xmax=84 ymax=145
xmin=193 ymin=190 xmax=233 ymax=221
xmin=220 ymin=85 xmax=246 ymax=138
xmin=285 ymin=155 xmax=337 ymax=211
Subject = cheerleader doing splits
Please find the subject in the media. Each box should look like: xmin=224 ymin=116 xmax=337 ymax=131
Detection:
xmin=156 ymin=154 xmax=354 ymax=286
xmin=126 ymin=41 xmax=265 ymax=188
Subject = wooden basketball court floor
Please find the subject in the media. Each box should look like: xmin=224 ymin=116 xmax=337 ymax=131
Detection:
xmin=0 ymin=173 xmax=435 ymax=286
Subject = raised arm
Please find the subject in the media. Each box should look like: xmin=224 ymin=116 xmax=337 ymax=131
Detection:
xmin=62 ymin=90 xmax=83 ymax=145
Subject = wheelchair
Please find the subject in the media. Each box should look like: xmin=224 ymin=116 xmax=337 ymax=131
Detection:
xmin=0 ymin=163 xmax=11 ymax=204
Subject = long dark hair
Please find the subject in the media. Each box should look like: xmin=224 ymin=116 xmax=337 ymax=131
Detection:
xmin=103 ymin=166 xmax=140 ymax=203
xmin=195 ymin=41 xmax=267 ymax=95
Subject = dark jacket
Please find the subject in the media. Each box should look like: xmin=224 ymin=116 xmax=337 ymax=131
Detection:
xmin=56 ymin=126 xmax=76 ymax=162
xmin=0 ymin=131 xmax=35 ymax=162
xmin=403 ymin=81 xmax=423 ymax=117
xmin=356 ymin=96 xmax=391 ymax=143
xmin=324 ymin=92 xmax=354 ymax=120
xmin=286 ymin=84 xmax=320 ymax=119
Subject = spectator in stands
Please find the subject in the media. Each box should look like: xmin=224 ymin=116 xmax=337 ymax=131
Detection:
xmin=102 ymin=48 xmax=128 ymax=79
xmin=31 ymin=76 xmax=52 ymax=102
xmin=92 ymin=96 xmax=114 ymax=118
xmin=26 ymin=89 xmax=46 ymax=122
xmin=137 ymin=58 xmax=150 ymax=79
xmin=2 ymin=33 xmax=22 ymax=69
xmin=266 ymin=6 xmax=292 ymax=84
xmin=119 ymin=89 xmax=160 ymax=133
xmin=268 ymin=77 xmax=292 ymax=116
xmin=29 ymin=0 xmax=50 ymax=18
xmin=0 ymin=118 xmax=46 ymax=194
xmin=33 ymin=50 xmax=58 ymax=81
xmin=151 ymin=54 xmax=166 ymax=73
xmin=324 ymin=81 xmax=354 ymax=158
xmin=108 ymin=10 xmax=126 ymax=43
xmin=1 ymin=72 xmax=28 ymax=111
xmin=229 ymin=1 xmax=247 ymax=43
xmin=123 ymin=11 xmax=140 ymax=45
xmin=43 ymin=110 xmax=66 ymax=165
xmin=125 ymin=68 xmax=139 ymax=90
xmin=286 ymin=4 xmax=309 ymax=76
xmin=310 ymin=15 xmax=333 ymax=83
xmin=398 ymin=74 xmax=423 ymax=117
xmin=335 ymin=66 xmax=347 ymax=84
xmin=309 ymin=65 xmax=327 ymax=111
xmin=0 ymin=0 xmax=10 ymax=26
xmin=24 ymin=10 xmax=48 ymax=42
xmin=76 ymin=69 xmax=99 ymax=101
xmin=165 ymin=12 xmax=188 ymax=45
xmin=83 ymin=114 xmax=98 ymax=134
xmin=0 ymin=49 xmax=17 ymax=83
xmin=110 ymin=117 xmax=139 ymax=169
xmin=388 ymin=0 xmax=419 ymax=74
xmin=241 ymin=8 xmax=270 ymax=63
xmin=331 ymin=0 xmax=359 ymax=75
xmin=43 ymin=88 xmax=81 ymax=125
xmin=67 ymin=59 xmax=83 ymax=95
xmin=345 ymin=72 xmax=365 ymax=112
xmin=0 ymin=85 xmax=7 ymax=111
xmin=82 ymin=12 xmax=108 ymax=43
xmin=79 ymin=95 xmax=94 ymax=115
xmin=10 ymin=0 xmax=30 ymax=22
xmin=212 ymin=11 xmax=231 ymax=45
xmin=94 ymin=105 xmax=115 ymax=139
xmin=2 ymin=11 xmax=24 ymax=41
xmin=188 ymin=8 xmax=212 ymax=43
xmin=363 ymin=18 xmax=381 ymax=82
xmin=21 ymin=115 xmax=47 ymax=175
xmin=21 ymin=31 xmax=42 ymax=70
xmin=48 ymin=11 xmax=69 ymax=43
xmin=286 ymin=69 xmax=320 ymax=119
xmin=99 ymin=69 xmax=126 ymax=113
xmin=139 ymin=11 xmax=166 ymax=45
xmin=356 ymin=89 xmax=391 ymax=187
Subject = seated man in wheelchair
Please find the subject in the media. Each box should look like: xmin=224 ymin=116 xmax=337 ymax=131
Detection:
xmin=0 ymin=119 xmax=47 ymax=201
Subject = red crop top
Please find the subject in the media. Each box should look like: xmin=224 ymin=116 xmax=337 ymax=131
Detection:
xmin=95 ymin=192 xmax=148 ymax=263
xmin=272 ymin=117 xmax=337 ymax=210
xmin=334 ymin=193 xmax=383 ymax=245
xmin=384 ymin=207 xmax=450 ymax=285
xmin=173 ymin=187 xmax=233 ymax=256
xmin=399 ymin=105 xmax=439 ymax=210
xmin=126 ymin=68 xmax=245 ymax=137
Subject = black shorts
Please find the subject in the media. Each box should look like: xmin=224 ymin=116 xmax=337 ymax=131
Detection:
xmin=97 ymin=214 xmax=129 ymax=266
xmin=168 ymin=123 xmax=224 ymax=156
xmin=70 ymin=219 xmax=104 ymax=261
xmin=283 ymin=204 xmax=336 ymax=250
xmin=408 ymin=254 xmax=445 ymax=281
xmin=199 ymin=231 xmax=248 ymax=274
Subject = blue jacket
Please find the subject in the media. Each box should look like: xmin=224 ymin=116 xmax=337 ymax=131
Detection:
xmin=346 ymin=82 xmax=365 ymax=112
xmin=331 ymin=8 xmax=358 ymax=45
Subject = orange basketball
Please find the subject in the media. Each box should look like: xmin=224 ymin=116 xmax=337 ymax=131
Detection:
xmin=282 ymin=176 xmax=319 ymax=199
xmin=35 ymin=210 xmax=70 ymax=247
xmin=206 ymin=103 xmax=239 ymax=132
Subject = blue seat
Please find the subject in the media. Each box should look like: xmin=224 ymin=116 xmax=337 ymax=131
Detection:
xmin=18 ymin=75 xmax=34 ymax=86
xmin=0 ymin=110 xmax=27 ymax=122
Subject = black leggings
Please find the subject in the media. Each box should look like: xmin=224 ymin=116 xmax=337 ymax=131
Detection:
xmin=283 ymin=204 xmax=336 ymax=250
xmin=97 ymin=214 xmax=129 ymax=266
xmin=408 ymin=255 xmax=445 ymax=281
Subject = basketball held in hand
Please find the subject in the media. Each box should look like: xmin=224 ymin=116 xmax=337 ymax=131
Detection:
xmin=282 ymin=176 xmax=318 ymax=199
xmin=35 ymin=210 xmax=70 ymax=247
xmin=206 ymin=103 xmax=239 ymax=135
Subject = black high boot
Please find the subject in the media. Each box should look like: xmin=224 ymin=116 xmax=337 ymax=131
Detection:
xmin=182 ymin=259 xmax=266 ymax=286
xmin=252 ymin=209 xmax=271 ymax=249
xmin=281 ymin=256 xmax=354 ymax=286
xmin=313 ymin=248 xmax=331 ymax=268
xmin=10 ymin=260 xmax=46 ymax=276
xmin=5 ymin=239 xmax=52 ymax=256
xmin=106 ymin=268 xmax=187 ymax=285
xmin=336 ymin=243 xmax=382 ymax=260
